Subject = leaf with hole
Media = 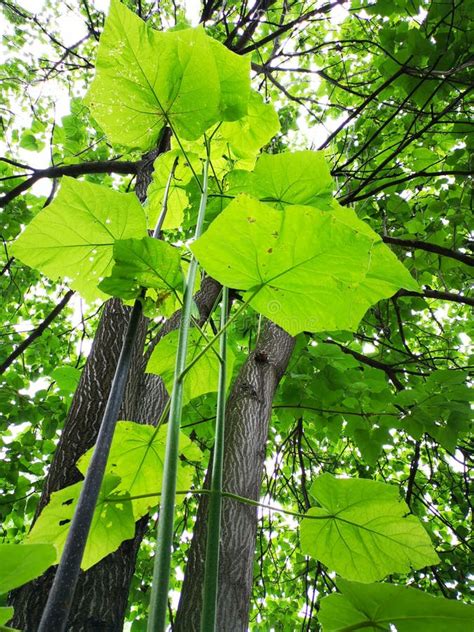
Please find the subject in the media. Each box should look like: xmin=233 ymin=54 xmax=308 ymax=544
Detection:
xmin=77 ymin=421 xmax=201 ymax=519
xmin=85 ymin=0 xmax=250 ymax=150
xmin=27 ymin=475 xmax=134 ymax=570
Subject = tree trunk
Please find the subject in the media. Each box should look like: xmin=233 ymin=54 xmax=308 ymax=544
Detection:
xmin=174 ymin=322 xmax=295 ymax=632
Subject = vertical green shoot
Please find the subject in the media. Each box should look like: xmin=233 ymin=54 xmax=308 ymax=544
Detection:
xmin=201 ymin=286 xmax=229 ymax=632
xmin=147 ymin=153 xmax=210 ymax=632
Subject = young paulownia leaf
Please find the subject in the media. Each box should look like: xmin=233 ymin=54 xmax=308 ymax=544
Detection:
xmin=0 ymin=543 xmax=56 ymax=594
xmin=11 ymin=177 xmax=147 ymax=302
xmin=191 ymin=194 xmax=419 ymax=335
xmin=85 ymin=0 xmax=250 ymax=150
xmin=98 ymin=236 xmax=184 ymax=310
xmin=27 ymin=475 xmax=134 ymax=571
xmin=77 ymin=421 xmax=201 ymax=519
xmin=146 ymin=328 xmax=235 ymax=404
xmin=226 ymin=150 xmax=334 ymax=209
xmin=319 ymin=578 xmax=474 ymax=632
xmin=300 ymin=474 xmax=439 ymax=582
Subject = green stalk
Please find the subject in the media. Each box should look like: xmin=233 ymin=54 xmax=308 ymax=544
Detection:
xmin=147 ymin=154 xmax=209 ymax=632
xmin=201 ymin=286 xmax=229 ymax=632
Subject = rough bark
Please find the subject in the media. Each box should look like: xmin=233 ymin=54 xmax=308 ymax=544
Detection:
xmin=174 ymin=322 xmax=295 ymax=632
xmin=9 ymin=127 xmax=220 ymax=632
xmin=9 ymin=276 xmax=221 ymax=631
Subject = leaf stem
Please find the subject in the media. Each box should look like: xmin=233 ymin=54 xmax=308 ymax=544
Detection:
xmin=147 ymin=153 xmax=210 ymax=632
xmin=37 ymin=298 xmax=144 ymax=632
xmin=201 ymin=286 xmax=229 ymax=632
xmin=179 ymin=288 xmax=260 ymax=380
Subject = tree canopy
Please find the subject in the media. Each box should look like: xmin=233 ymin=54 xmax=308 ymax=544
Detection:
xmin=0 ymin=1 xmax=472 ymax=631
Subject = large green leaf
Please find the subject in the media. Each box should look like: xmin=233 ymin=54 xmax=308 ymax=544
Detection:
xmin=11 ymin=177 xmax=147 ymax=301
xmin=0 ymin=543 xmax=56 ymax=594
xmin=227 ymin=151 xmax=334 ymax=209
xmin=191 ymin=195 xmax=418 ymax=335
xmin=77 ymin=421 xmax=201 ymax=519
xmin=146 ymin=328 xmax=235 ymax=404
xmin=27 ymin=475 xmax=134 ymax=571
xmin=85 ymin=0 xmax=250 ymax=150
xmin=98 ymin=236 xmax=184 ymax=309
xmin=319 ymin=579 xmax=474 ymax=631
xmin=300 ymin=473 xmax=439 ymax=582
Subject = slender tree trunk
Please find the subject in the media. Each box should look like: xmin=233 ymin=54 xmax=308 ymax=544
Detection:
xmin=174 ymin=322 xmax=295 ymax=632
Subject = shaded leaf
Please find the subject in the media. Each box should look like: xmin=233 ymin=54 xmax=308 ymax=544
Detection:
xmin=98 ymin=236 xmax=183 ymax=309
xmin=319 ymin=578 xmax=474 ymax=631
xmin=27 ymin=475 xmax=134 ymax=570
xmin=146 ymin=328 xmax=235 ymax=404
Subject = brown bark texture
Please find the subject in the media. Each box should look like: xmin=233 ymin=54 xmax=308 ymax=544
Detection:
xmin=174 ymin=322 xmax=295 ymax=632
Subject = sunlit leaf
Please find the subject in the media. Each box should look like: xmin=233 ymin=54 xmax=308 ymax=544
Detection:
xmin=85 ymin=0 xmax=250 ymax=150
xmin=0 ymin=543 xmax=56 ymax=594
xmin=77 ymin=421 xmax=201 ymax=519
xmin=191 ymin=194 xmax=418 ymax=335
xmin=300 ymin=473 xmax=439 ymax=582
xmin=227 ymin=150 xmax=334 ymax=209
xmin=12 ymin=177 xmax=147 ymax=301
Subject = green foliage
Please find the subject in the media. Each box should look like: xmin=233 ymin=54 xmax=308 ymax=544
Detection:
xmin=27 ymin=475 xmax=134 ymax=570
xmin=12 ymin=177 xmax=147 ymax=301
xmin=1 ymin=0 xmax=472 ymax=629
xmin=319 ymin=579 xmax=474 ymax=631
xmin=300 ymin=474 xmax=439 ymax=582
xmin=227 ymin=150 xmax=333 ymax=209
xmin=147 ymin=329 xmax=235 ymax=404
xmin=0 ymin=543 xmax=56 ymax=594
xmin=191 ymin=194 xmax=417 ymax=334
xmin=85 ymin=0 xmax=250 ymax=150
xmin=77 ymin=421 xmax=200 ymax=519
xmin=98 ymin=236 xmax=184 ymax=312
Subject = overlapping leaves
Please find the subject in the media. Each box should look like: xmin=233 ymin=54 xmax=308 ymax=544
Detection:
xmin=85 ymin=0 xmax=250 ymax=150
xmin=27 ymin=474 xmax=134 ymax=571
xmin=191 ymin=194 xmax=418 ymax=335
xmin=27 ymin=422 xmax=201 ymax=570
xmin=98 ymin=236 xmax=184 ymax=312
xmin=77 ymin=421 xmax=201 ymax=519
xmin=319 ymin=579 xmax=474 ymax=632
xmin=147 ymin=328 xmax=235 ymax=404
xmin=12 ymin=177 xmax=147 ymax=301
